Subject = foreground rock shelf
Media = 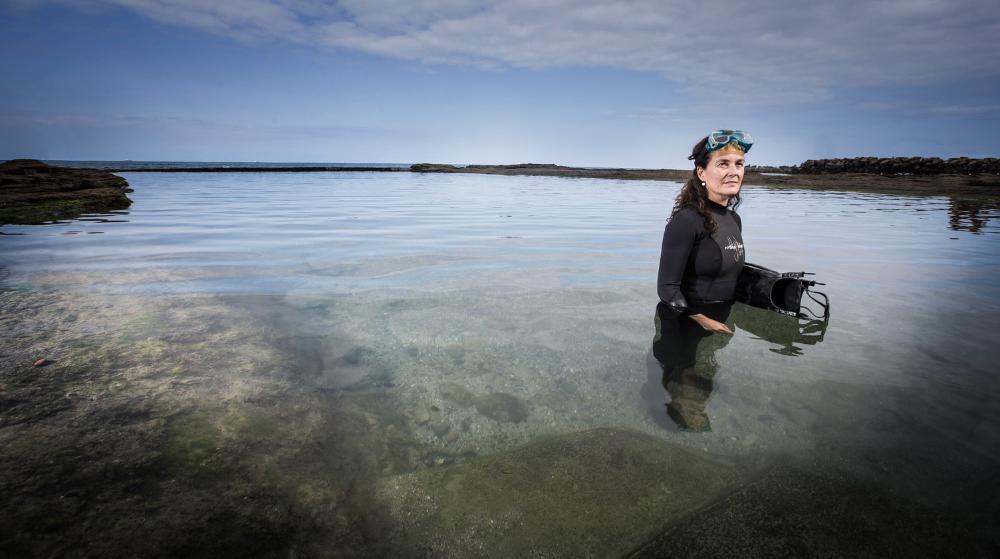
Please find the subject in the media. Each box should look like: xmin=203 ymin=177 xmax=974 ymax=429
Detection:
xmin=377 ymin=428 xmax=750 ymax=557
xmin=0 ymin=159 xmax=133 ymax=225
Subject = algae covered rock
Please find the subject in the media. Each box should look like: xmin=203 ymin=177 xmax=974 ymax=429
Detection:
xmin=376 ymin=428 xmax=748 ymax=557
xmin=473 ymin=392 xmax=529 ymax=423
xmin=438 ymin=382 xmax=530 ymax=423
xmin=631 ymin=463 xmax=989 ymax=558
xmin=0 ymin=159 xmax=133 ymax=225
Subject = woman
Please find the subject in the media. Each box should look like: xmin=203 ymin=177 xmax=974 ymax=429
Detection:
xmin=649 ymin=129 xmax=752 ymax=431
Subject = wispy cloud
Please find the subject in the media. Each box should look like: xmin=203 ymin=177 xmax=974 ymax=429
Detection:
xmin=604 ymin=107 xmax=686 ymax=120
xmin=925 ymin=104 xmax=1000 ymax=115
xmin=856 ymin=101 xmax=1000 ymax=116
xmin=24 ymin=0 xmax=1000 ymax=103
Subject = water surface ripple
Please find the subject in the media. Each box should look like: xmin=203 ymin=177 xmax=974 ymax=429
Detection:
xmin=1 ymin=171 xmax=997 ymax=556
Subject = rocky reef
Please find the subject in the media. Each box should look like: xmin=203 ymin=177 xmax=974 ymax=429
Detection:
xmin=0 ymin=159 xmax=133 ymax=225
xmin=411 ymin=160 xmax=1000 ymax=195
xmin=753 ymin=156 xmax=1000 ymax=176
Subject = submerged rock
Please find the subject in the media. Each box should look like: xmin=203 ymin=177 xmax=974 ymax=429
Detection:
xmin=631 ymin=463 xmax=989 ymax=558
xmin=438 ymin=383 xmax=529 ymax=424
xmin=474 ymin=392 xmax=529 ymax=423
xmin=429 ymin=420 xmax=451 ymax=437
xmin=412 ymin=406 xmax=431 ymax=424
xmin=376 ymin=428 xmax=748 ymax=557
xmin=439 ymin=382 xmax=476 ymax=407
xmin=0 ymin=159 xmax=133 ymax=225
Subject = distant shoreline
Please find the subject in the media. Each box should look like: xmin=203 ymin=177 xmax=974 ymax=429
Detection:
xmin=411 ymin=163 xmax=1000 ymax=196
xmin=86 ymin=162 xmax=1000 ymax=196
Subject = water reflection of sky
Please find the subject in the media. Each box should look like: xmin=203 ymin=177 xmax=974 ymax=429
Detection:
xmin=2 ymin=173 xmax=998 ymax=368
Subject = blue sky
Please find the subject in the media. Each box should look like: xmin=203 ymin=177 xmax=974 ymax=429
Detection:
xmin=1 ymin=0 xmax=998 ymax=168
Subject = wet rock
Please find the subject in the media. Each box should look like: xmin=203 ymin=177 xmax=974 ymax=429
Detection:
xmin=0 ymin=159 xmax=133 ymax=225
xmin=474 ymin=392 xmax=529 ymax=423
xmin=376 ymin=428 xmax=749 ymax=557
xmin=410 ymin=163 xmax=462 ymax=173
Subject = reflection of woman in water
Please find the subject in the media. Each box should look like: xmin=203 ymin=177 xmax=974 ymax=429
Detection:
xmin=650 ymin=130 xmax=751 ymax=431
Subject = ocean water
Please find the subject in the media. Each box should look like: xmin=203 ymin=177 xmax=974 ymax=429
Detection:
xmin=1 ymin=170 xmax=998 ymax=556
xmin=42 ymin=160 xmax=413 ymax=170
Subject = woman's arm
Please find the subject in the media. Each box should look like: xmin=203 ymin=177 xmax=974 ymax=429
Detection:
xmin=688 ymin=313 xmax=734 ymax=335
xmin=657 ymin=211 xmax=697 ymax=314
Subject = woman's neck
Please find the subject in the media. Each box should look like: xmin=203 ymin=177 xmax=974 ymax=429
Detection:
xmin=708 ymin=193 xmax=729 ymax=207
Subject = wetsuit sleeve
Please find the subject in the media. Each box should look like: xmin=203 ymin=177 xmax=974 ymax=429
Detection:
xmin=657 ymin=210 xmax=698 ymax=313
xmin=733 ymin=211 xmax=742 ymax=231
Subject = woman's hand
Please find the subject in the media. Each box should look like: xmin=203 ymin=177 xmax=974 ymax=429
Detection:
xmin=688 ymin=313 xmax=734 ymax=335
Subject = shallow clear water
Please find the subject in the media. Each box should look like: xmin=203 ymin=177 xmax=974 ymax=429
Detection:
xmin=2 ymin=171 xmax=998 ymax=555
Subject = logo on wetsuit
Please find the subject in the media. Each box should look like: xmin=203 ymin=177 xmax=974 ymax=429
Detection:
xmin=724 ymin=236 xmax=744 ymax=262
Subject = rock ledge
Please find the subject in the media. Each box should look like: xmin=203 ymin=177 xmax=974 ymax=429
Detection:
xmin=0 ymin=159 xmax=133 ymax=225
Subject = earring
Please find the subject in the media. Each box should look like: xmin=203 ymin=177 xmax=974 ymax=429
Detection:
xmin=701 ymin=181 xmax=706 ymax=187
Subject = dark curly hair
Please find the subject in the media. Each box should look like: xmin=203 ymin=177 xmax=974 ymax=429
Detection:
xmin=672 ymin=136 xmax=743 ymax=235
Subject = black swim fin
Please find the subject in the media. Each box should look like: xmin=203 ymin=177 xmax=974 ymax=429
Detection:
xmin=734 ymin=263 xmax=830 ymax=320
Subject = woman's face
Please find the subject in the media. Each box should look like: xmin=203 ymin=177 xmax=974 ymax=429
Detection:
xmin=697 ymin=147 xmax=745 ymax=205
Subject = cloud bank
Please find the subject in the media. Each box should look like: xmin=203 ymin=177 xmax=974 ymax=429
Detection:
xmin=20 ymin=0 xmax=1000 ymax=103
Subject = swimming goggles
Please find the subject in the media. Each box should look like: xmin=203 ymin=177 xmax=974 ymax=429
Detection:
xmin=706 ymin=129 xmax=753 ymax=153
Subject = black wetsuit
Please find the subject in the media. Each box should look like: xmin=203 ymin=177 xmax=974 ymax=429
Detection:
xmin=657 ymin=201 xmax=744 ymax=316
xmin=648 ymin=201 xmax=744 ymax=430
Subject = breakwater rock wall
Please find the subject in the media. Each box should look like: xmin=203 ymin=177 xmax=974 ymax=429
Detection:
xmin=409 ymin=163 xmax=690 ymax=181
xmin=412 ymin=163 xmax=585 ymax=174
xmin=0 ymin=159 xmax=133 ymax=225
xmin=755 ymin=157 xmax=1000 ymax=175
